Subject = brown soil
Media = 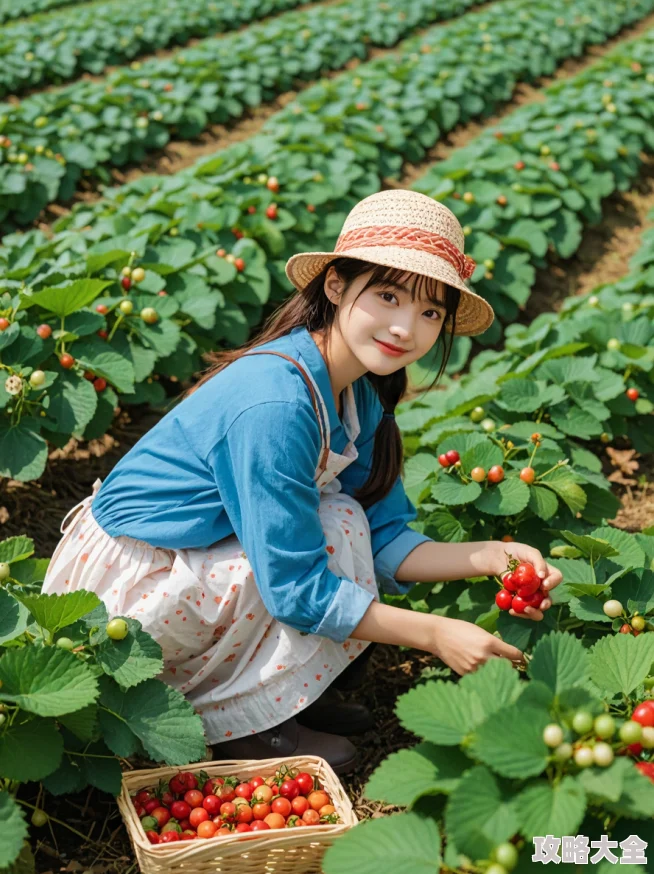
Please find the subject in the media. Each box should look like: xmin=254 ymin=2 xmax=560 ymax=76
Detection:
xmin=523 ymin=153 xmax=654 ymax=320
xmin=607 ymin=450 xmax=654 ymax=532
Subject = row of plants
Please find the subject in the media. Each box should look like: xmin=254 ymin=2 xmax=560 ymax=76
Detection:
xmin=0 ymin=0 xmax=82 ymax=24
xmin=0 ymin=0 xmax=307 ymax=98
xmin=1 ymin=0 xmax=651 ymax=483
xmin=0 ymin=0 xmax=647 ymax=227
xmin=0 ymin=534 xmax=208 ymax=872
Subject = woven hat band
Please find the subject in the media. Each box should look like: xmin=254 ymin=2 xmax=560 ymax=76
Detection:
xmin=335 ymin=225 xmax=476 ymax=281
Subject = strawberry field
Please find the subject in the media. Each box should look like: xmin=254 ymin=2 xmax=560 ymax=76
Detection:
xmin=2 ymin=0 xmax=654 ymax=871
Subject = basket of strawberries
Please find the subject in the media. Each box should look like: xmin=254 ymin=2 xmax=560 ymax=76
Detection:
xmin=117 ymin=755 xmax=357 ymax=873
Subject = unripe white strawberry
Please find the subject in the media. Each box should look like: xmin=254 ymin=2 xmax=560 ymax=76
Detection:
xmin=603 ymin=600 xmax=623 ymax=618
xmin=140 ymin=307 xmax=158 ymax=325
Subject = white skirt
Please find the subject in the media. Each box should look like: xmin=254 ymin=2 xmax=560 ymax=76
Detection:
xmin=41 ymin=479 xmax=380 ymax=744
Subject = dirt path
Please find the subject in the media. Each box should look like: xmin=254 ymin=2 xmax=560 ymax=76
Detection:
xmin=523 ymin=154 xmax=654 ymax=320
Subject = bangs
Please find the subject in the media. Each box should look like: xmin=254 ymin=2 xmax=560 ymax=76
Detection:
xmin=362 ymin=264 xmax=452 ymax=311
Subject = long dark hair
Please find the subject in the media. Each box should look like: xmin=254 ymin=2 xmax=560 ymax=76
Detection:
xmin=184 ymin=257 xmax=460 ymax=508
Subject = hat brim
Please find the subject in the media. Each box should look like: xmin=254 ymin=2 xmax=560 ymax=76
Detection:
xmin=285 ymin=246 xmax=494 ymax=337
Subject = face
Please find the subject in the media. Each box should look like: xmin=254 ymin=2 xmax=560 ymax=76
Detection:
xmin=324 ymin=266 xmax=447 ymax=374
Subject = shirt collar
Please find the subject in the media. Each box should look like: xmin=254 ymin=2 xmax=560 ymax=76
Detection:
xmin=289 ymin=326 xmax=342 ymax=434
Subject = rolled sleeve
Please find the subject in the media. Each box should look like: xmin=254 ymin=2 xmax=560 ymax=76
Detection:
xmin=313 ymin=578 xmax=376 ymax=642
xmin=205 ymin=400 xmax=373 ymax=643
xmin=373 ymin=527 xmax=433 ymax=595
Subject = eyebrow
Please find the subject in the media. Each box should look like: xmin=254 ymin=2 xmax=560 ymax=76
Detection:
xmin=378 ymin=278 xmax=446 ymax=309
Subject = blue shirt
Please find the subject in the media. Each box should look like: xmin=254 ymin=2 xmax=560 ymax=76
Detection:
xmin=91 ymin=326 xmax=432 ymax=642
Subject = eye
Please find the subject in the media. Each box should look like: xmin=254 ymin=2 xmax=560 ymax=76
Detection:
xmin=378 ymin=291 xmax=397 ymax=304
xmin=378 ymin=291 xmax=443 ymax=321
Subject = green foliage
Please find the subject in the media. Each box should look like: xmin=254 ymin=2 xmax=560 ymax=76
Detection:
xmin=325 ymin=634 xmax=654 ymax=870
xmin=0 ymin=536 xmax=207 ymax=870
xmin=0 ymin=0 xmax=83 ymax=24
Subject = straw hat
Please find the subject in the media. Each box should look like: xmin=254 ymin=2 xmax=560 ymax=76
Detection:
xmin=285 ymin=189 xmax=494 ymax=336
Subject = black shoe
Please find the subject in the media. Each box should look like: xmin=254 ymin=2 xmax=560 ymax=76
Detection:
xmin=211 ymin=717 xmax=358 ymax=775
xmin=296 ymin=686 xmax=375 ymax=736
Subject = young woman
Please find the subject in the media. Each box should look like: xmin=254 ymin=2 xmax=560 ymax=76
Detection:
xmin=42 ymin=189 xmax=562 ymax=773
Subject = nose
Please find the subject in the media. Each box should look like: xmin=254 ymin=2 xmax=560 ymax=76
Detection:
xmin=387 ymin=317 xmax=414 ymax=341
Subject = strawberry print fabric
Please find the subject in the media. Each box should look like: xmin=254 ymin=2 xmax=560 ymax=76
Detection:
xmin=42 ymin=370 xmax=380 ymax=743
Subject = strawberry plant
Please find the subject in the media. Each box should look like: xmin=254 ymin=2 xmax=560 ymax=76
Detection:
xmin=0 ymin=0 xmax=649 ymax=227
xmin=398 ymin=202 xmax=654 ymax=519
xmin=362 ymin=193 xmax=654 ymax=654
xmin=0 ymin=535 xmax=207 ymax=871
xmin=323 ymin=632 xmax=654 ymax=873
xmin=541 ymin=527 xmax=654 ymax=648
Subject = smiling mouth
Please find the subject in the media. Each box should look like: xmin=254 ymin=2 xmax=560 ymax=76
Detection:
xmin=375 ymin=339 xmax=408 ymax=353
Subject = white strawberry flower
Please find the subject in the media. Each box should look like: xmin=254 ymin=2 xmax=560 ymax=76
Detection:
xmin=4 ymin=375 xmax=23 ymax=396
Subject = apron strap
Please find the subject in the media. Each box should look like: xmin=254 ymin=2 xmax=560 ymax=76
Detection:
xmin=60 ymin=479 xmax=103 ymax=533
xmin=241 ymin=350 xmax=330 ymax=475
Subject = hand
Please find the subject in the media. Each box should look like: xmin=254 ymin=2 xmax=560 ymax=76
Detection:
xmin=489 ymin=540 xmax=563 ymax=623
xmin=430 ymin=615 xmax=525 ymax=676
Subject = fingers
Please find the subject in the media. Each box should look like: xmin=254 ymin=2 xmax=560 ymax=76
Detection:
xmin=530 ymin=556 xmax=562 ymax=590
xmin=513 ymin=544 xmax=564 ymax=594
xmin=495 ymin=640 xmax=525 ymax=665
xmin=541 ymin=563 xmax=563 ymax=592
xmin=513 ymin=544 xmax=550 ymax=582
xmin=509 ymin=608 xmax=535 ymax=621
xmin=509 ymin=605 xmax=546 ymax=621
xmin=523 ymin=547 xmax=549 ymax=581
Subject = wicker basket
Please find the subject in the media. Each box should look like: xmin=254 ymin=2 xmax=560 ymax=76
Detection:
xmin=117 ymin=755 xmax=358 ymax=874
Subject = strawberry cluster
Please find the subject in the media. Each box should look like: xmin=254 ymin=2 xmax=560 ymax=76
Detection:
xmin=495 ymin=560 xmax=546 ymax=613
xmin=131 ymin=765 xmax=340 ymax=844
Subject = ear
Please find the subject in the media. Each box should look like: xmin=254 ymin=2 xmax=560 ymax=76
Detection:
xmin=323 ymin=266 xmax=345 ymax=305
